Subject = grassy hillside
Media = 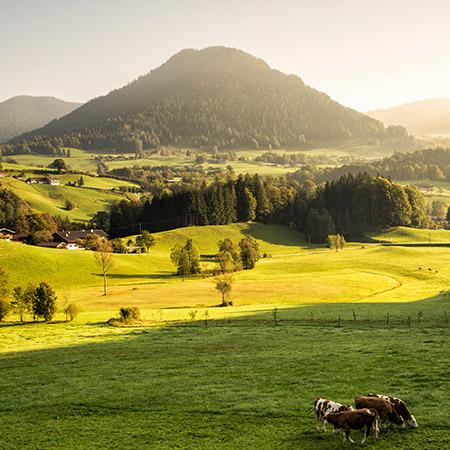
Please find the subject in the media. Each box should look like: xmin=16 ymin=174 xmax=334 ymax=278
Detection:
xmin=0 ymin=175 xmax=137 ymax=222
xmin=1 ymin=224 xmax=450 ymax=316
xmin=367 ymin=226 xmax=450 ymax=243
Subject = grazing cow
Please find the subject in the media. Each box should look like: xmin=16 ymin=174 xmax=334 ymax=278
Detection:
xmin=367 ymin=394 xmax=418 ymax=428
xmin=428 ymin=267 xmax=433 ymax=271
xmin=355 ymin=396 xmax=405 ymax=429
xmin=310 ymin=398 xmax=353 ymax=433
xmin=418 ymin=267 xmax=423 ymax=270
xmin=323 ymin=408 xmax=379 ymax=444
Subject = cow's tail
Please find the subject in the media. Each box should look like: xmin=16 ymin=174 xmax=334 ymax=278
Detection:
xmin=306 ymin=407 xmax=315 ymax=414
xmin=373 ymin=413 xmax=380 ymax=434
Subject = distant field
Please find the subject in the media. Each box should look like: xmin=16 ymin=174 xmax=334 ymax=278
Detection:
xmin=2 ymin=139 xmax=399 ymax=179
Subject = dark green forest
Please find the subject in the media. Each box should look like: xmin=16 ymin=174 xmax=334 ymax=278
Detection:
xmin=1 ymin=48 xmax=415 ymax=155
xmin=88 ymin=173 xmax=428 ymax=242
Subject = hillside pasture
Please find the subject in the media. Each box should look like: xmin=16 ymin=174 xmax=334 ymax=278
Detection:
xmin=2 ymin=225 xmax=450 ymax=315
xmin=0 ymin=176 xmax=136 ymax=222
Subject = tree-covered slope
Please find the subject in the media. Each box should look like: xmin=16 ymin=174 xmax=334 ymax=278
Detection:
xmin=16 ymin=47 xmax=396 ymax=151
xmin=0 ymin=96 xmax=81 ymax=143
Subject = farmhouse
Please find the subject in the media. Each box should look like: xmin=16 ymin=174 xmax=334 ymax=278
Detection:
xmin=0 ymin=228 xmax=15 ymax=241
xmin=52 ymin=229 xmax=109 ymax=250
xmin=26 ymin=176 xmax=61 ymax=185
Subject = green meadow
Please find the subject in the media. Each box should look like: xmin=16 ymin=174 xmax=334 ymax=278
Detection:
xmin=0 ymin=175 xmax=137 ymax=222
xmin=2 ymin=224 xmax=450 ymax=449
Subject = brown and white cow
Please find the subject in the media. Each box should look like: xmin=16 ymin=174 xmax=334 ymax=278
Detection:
xmin=355 ymin=396 xmax=405 ymax=429
xmin=311 ymin=397 xmax=353 ymax=433
xmin=323 ymin=408 xmax=379 ymax=444
xmin=367 ymin=394 xmax=418 ymax=428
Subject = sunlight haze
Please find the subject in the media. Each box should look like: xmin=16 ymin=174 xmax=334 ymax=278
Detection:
xmin=2 ymin=0 xmax=450 ymax=111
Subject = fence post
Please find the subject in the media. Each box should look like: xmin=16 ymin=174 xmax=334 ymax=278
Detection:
xmin=386 ymin=313 xmax=390 ymax=325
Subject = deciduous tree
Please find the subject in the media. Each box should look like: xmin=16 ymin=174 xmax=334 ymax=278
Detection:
xmin=94 ymin=240 xmax=115 ymax=295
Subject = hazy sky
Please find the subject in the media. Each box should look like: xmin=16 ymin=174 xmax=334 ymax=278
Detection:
xmin=2 ymin=0 xmax=450 ymax=112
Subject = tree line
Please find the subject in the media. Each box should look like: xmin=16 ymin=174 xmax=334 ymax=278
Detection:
xmin=95 ymin=172 xmax=428 ymax=243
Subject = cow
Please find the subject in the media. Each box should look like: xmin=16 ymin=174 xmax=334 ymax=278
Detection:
xmin=310 ymin=397 xmax=353 ymax=433
xmin=323 ymin=408 xmax=379 ymax=444
xmin=355 ymin=396 xmax=405 ymax=429
xmin=367 ymin=394 xmax=418 ymax=428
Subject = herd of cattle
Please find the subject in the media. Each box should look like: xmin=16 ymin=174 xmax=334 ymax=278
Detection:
xmin=311 ymin=394 xmax=418 ymax=444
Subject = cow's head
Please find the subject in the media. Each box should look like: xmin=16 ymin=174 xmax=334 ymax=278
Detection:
xmin=346 ymin=403 xmax=354 ymax=411
xmin=390 ymin=408 xmax=406 ymax=428
xmin=406 ymin=415 xmax=419 ymax=428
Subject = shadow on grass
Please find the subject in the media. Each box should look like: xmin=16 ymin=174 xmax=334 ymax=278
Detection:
xmin=92 ymin=273 xmax=174 ymax=280
xmin=241 ymin=223 xmax=313 ymax=248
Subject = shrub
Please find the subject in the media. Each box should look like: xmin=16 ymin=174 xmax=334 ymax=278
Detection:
xmin=64 ymin=303 xmax=80 ymax=321
xmin=119 ymin=306 xmax=141 ymax=323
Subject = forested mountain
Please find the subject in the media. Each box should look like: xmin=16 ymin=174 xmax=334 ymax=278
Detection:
xmin=368 ymin=98 xmax=450 ymax=136
xmin=9 ymin=47 xmax=412 ymax=154
xmin=0 ymin=96 xmax=81 ymax=143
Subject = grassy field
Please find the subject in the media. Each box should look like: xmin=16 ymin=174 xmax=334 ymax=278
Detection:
xmin=0 ymin=312 xmax=449 ymax=449
xmin=0 ymin=175 xmax=137 ymax=222
xmin=1 ymin=224 xmax=450 ymax=313
xmin=2 ymin=224 xmax=450 ymax=448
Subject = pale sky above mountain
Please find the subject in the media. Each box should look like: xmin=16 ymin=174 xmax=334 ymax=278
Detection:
xmin=2 ymin=0 xmax=450 ymax=112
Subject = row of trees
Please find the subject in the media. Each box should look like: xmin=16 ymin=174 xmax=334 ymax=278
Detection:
xmin=102 ymin=172 xmax=428 ymax=243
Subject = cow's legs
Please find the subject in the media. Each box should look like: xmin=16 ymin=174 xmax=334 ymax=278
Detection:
xmin=315 ymin=411 xmax=320 ymax=432
xmin=343 ymin=429 xmax=356 ymax=444
xmin=361 ymin=426 xmax=370 ymax=444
